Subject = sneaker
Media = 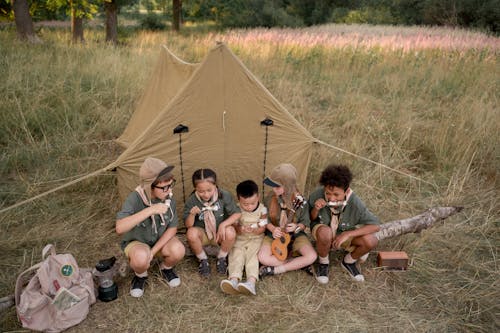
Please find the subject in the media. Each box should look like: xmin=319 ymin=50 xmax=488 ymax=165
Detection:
xmin=220 ymin=279 xmax=239 ymax=295
xmin=316 ymin=264 xmax=329 ymax=284
xmin=198 ymin=259 xmax=210 ymax=278
xmin=161 ymin=268 xmax=181 ymax=288
xmin=130 ymin=275 xmax=147 ymax=298
xmin=341 ymin=260 xmax=365 ymax=282
xmin=237 ymin=281 xmax=256 ymax=296
xmin=216 ymin=256 xmax=228 ymax=275
xmin=259 ymin=266 xmax=274 ymax=279
xmin=301 ymin=265 xmax=314 ymax=276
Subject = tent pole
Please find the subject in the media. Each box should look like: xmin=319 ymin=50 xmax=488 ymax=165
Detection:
xmin=173 ymin=124 xmax=189 ymax=203
xmin=260 ymin=118 xmax=274 ymax=198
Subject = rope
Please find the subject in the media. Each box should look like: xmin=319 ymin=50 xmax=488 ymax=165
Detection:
xmin=313 ymin=138 xmax=436 ymax=187
xmin=0 ymin=165 xmax=113 ymax=214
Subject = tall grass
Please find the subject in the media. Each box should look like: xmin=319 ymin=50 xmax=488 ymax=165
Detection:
xmin=0 ymin=25 xmax=498 ymax=332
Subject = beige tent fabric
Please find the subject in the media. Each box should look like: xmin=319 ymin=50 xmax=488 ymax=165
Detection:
xmin=116 ymin=45 xmax=199 ymax=148
xmin=113 ymin=43 xmax=315 ymax=205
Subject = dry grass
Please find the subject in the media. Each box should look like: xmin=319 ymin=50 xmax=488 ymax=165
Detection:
xmin=0 ymin=24 xmax=498 ymax=332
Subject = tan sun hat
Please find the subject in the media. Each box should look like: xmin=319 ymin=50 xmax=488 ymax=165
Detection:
xmin=264 ymin=163 xmax=297 ymax=190
xmin=139 ymin=157 xmax=174 ymax=200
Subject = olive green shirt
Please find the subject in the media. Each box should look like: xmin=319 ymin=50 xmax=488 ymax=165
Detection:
xmin=308 ymin=187 xmax=379 ymax=234
xmin=183 ymin=188 xmax=240 ymax=230
xmin=263 ymin=193 xmax=310 ymax=238
xmin=117 ymin=191 xmax=179 ymax=250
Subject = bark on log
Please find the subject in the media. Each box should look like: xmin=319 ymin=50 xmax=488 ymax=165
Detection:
xmin=375 ymin=206 xmax=463 ymax=241
xmin=0 ymin=295 xmax=14 ymax=313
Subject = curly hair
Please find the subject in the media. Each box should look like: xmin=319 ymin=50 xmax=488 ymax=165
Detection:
xmin=319 ymin=164 xmax=353 ymax=190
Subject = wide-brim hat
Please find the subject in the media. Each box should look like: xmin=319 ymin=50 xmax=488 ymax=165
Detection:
xmin=139 ymin=157 xmax=174 ymax=200
xmin=264 ymin=163 xmax=297 ymax=189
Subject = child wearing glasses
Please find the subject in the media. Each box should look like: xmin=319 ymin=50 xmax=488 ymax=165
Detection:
xmin=184 ymin=168 xmax=241 ymax=278
xmin=116 ymin=157 xmax=185 ymax=297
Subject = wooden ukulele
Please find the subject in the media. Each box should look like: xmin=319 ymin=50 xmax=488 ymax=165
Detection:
xmin=271 ymin=194 xmax=305 ymax=261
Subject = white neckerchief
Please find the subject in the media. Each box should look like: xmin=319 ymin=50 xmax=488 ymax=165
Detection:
xmin=329 ymin=188 xmax=353 ymax=235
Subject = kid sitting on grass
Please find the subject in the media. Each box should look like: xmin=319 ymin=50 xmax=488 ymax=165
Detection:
xmin=116 ymin=157 xmax=185 ymax=298
xmin=308 ymin=164 xmax=380 ymax=283
xmin=184 ymin=168 xmax=241 ymax=278
xmin=220 ymin=180 xmax=267 ymax=296
xmin=258 ymin=163 xmax=317 ymax=278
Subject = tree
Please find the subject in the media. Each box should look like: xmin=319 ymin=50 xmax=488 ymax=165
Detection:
xmin=172 ymin=0 xmax=181 ymax=31
xmin=12 ymin=0 xmax=40 ymax=42
xmin=104 ymin=0 xmax=118 ymax=43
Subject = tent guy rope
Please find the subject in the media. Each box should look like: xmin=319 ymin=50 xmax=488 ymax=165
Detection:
xmin=1 ymin=137 xmax=435 ymax=215
xmin=313 ymin=138 xmax=436 ymax=187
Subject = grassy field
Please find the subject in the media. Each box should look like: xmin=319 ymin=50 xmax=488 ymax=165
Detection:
xmin=0 ymin=23 xmax=498 ymax=332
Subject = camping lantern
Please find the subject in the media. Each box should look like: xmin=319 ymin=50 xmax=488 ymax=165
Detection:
xmin=94 ymin=256 xmax=118 ymax=302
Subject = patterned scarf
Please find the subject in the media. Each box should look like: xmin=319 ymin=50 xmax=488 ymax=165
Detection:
xmin=135 ymin=186 xmax=167 ymax=235
xmin=329 ymin=188 xmax=353 ymax=235
xmin=195 ymin=189 xmax=219 ymax=240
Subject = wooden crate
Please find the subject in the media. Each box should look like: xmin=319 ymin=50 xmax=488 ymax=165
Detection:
xmin=377 ymin=251 xmax=409 ymax=270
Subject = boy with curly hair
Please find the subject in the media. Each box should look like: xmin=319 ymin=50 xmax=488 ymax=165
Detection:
xmin=308 ymin=164 xmax=380 ymax=283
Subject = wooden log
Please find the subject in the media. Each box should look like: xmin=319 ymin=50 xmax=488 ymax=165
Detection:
xmin=0 ymin=294 xmax=14 ymax=313
xmin=375 ymin=206 xmax=463 ymax=241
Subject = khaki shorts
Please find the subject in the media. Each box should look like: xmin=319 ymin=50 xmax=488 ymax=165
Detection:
xmin=123 ymin=241 xmax=162 ymax=259
xmin=311 ymin=224 xmax=354 ymax=251
xmin=194 ymin=226 xmax=220 ymax=246
xmin=263 ymin=234 xmax=312 ymax=256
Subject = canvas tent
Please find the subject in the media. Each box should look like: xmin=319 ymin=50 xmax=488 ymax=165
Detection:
xmin=116 ymin=45 xmax=199 ymax=148
xmin=112 ymin=42 xmax=315 ymax=202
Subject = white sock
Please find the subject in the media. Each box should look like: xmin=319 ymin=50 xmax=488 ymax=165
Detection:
xmin=274 ymin=265 xmax=286 ymax=274
xmin=217 ymin=250 xmax=228 ymax=258
xmin=136 ymin=271 xmax=148 ymax=278
xmin=196 ymin=252 xmax=208 ymax=261
xmin=359 ymin=252 xmax=369 ymax=262
xmin=160 ymin=263 xmax=172 ymax=270
xmin=319 ymin=256 xmax=330 ymax=265
xmin=344 ymin=253 xmax=356 ymax=264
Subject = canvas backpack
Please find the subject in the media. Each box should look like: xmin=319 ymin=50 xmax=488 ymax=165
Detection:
xmin=14 ymin=244 xmax=96 ymax=332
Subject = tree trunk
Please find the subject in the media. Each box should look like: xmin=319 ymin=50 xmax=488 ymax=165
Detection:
xmin=71 ymin=7 xmax=85 ymax=44
xmin=12 ymin=0 xmax=40 ymax=43
xmin=375 ymin=206 xmax=463 ymax=241
xmin=172 ymin=0 xmax=181 ymax=31
xmin=105 ymin=0 xmax=118 ymax=44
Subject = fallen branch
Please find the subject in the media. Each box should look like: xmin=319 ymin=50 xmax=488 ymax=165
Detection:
xmin=375 ymin=206 xmax=463 ymax=241
xmin=0 ymin=294 xmax=14 ymax=313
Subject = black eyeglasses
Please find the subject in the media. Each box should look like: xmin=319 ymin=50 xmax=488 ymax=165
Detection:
xmin=154 ymin=179 xmax=176 ymax=192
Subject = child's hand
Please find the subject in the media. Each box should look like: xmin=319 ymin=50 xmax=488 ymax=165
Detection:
xmin=285 ymin=223 xmax=297 ymax=233
xmin=190 ymin=206 xmax=201 ymax=216
xmin=150 ymin=203 xmax=168 ymax=215
xmin=272 ymin=227 xmax=283 ymax=239
xmin=314 ymin=198 xmax=327 ymax=210
xmin=332 ymin=232 xmax=350 ymax=250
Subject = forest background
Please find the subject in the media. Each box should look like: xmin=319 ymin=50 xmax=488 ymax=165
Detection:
xmin=0 ymin=1 xmax=499 ymax=332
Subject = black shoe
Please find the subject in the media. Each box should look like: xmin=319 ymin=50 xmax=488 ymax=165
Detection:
xmin=301 ymin=265 xmax=314 ymax=276
xmin=216 ymin=256 xmax=228 ymax=275
xmin=198 ymin=259 xmax=210 ymax=278
xmin=341 ymin=260 xmax=365 ymax=282
xmin=316 ymin=264 xmax=329 ymax=284
xmin=130 ymin=275 xmax=148 ymax=298
xmin=259 ymin=266 xmax=274 ymax=279
xmin=161 ymin=268 xmax=181 ymax=287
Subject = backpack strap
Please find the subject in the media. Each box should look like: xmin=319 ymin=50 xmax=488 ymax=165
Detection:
xmin=15 ymin=244 xmax=56 ymax=306
xmin=42 ymin=244 xmax=56 ymax=260
xmin=14 ymin=263 xmax=42 ymax=306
